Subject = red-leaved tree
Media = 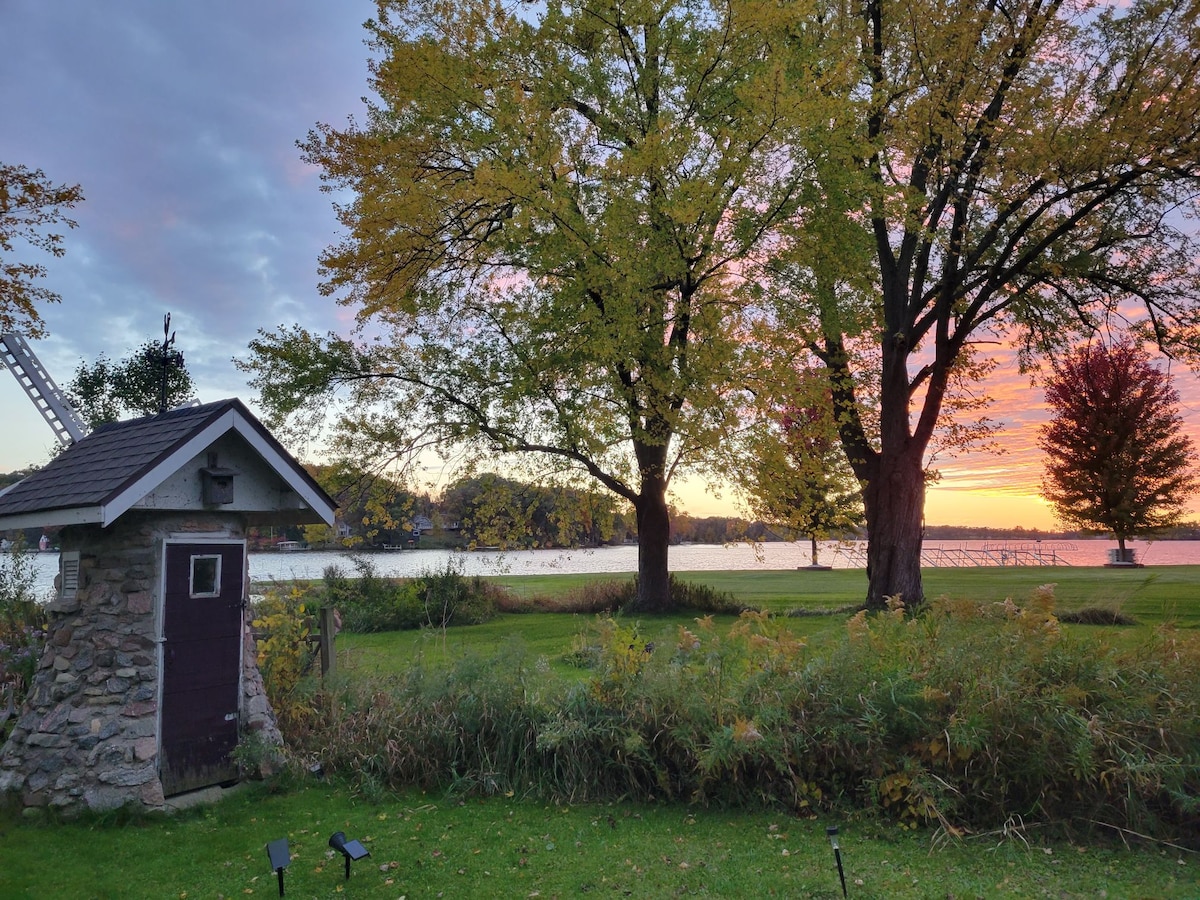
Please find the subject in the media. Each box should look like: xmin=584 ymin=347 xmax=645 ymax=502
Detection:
xmin=1038 ymin=339 xmax=1198 ymax=552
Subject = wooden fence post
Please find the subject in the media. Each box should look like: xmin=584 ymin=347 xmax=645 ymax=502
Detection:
xmin=319 ymin=606 xmax=337 ymax=676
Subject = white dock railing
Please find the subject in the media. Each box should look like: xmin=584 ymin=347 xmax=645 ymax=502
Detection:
xmin=830 ymin=541 xmax=1075 ymax=568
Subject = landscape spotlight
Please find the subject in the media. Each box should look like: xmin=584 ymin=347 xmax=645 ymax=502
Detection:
xmin=328 ymin=830 xmax=370 ymax=879
xmin=827 ymin=825 xmax=847 ymax=898
xmin=265 ymin=837 xmax=291 ymax=897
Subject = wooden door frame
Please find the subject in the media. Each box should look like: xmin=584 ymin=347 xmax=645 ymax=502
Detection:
xmin=156 ymin=533 xmax=247 ymax=788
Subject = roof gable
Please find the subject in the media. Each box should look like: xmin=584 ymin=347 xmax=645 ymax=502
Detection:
xmin=0 ymin=399 xmax=336 ymax=529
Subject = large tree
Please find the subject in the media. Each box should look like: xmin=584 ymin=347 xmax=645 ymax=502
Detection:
xmin=1039 ymin=337 xmax=1197 ymax=553
xmin=303 ymin=461 xmax=415 ymax=547
xmin=0 ymin=163 xmax=83 ymax=338
xmin=771 ymin=0 xmax=1200 ymax=608
xmin=66 ymin=332 xmax=195 ymax=429
xmin=439 ymin=473 xmax=618 ymax=549
xmin=243 ymin=0 xmax=833 ymax=610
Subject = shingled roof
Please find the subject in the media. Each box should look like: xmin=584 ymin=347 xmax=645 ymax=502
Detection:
xmin=0 ymin=398 xmax=335 ymax=529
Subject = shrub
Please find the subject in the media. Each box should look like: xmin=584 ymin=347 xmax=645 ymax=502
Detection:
xmin=250 ymin=584 xmax=320 ymax=730
xmin=664 ymin=574 xmax=751 ymax=614
xmin=322 ymin=558 xmax=424 ymax=633
xmin=0 ymin=540 xmax=47 ymax=737
xmin=417 ymin=561 xmax=499 ymax=628
xmin=323 ymin=557 xmax=499 ymax=633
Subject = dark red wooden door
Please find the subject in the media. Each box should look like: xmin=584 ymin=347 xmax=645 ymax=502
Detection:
xmin=160 ymin=542 xmax=244 ymax=796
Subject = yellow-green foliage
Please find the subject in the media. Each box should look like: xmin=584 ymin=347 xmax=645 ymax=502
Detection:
xmin=251 ymin=584 xmax=317 ymax=729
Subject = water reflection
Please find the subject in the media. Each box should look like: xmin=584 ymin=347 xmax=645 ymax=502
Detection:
xmin=21 ymin=539 xmax=1200 ymax=596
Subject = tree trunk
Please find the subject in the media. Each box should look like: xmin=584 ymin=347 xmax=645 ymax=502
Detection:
xmin=820 ymin=322 xmax=933 ymax=612
xmin=862 ymin=446 xmax=926 ymax=611
xmin=810 ymin=534 xmax=819 ymax=567
xmin=632 ymin=484 xmax=673 ymax=612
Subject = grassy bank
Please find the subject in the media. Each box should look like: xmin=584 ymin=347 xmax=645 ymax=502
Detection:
xmin=337 ymin=565 xmax=1198 ymax=676
xmin=3 ymin=782 xmax=1196 ymax=897
xmin=495 ymin=565 xmax=1200 ymax=623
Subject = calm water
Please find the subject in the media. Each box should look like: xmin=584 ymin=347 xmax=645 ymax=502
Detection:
xmin=21 ymin=539 xmax=1200 ymax=594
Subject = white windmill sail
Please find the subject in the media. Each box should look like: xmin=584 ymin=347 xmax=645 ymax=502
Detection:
xmin=0 ymin=332 xmax=89 ymax=446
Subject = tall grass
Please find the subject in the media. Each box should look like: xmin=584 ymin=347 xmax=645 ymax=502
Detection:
xmin=497 ymin=573 xmax=747 ymax=616
xmin=273 ymin=585 xmax=1200 ymax=844
xmin=287 ymin=639 xmax=555 ymax=801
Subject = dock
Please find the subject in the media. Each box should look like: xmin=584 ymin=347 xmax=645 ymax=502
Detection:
xmin=830 ymin=541 xmax=1075 ymax=568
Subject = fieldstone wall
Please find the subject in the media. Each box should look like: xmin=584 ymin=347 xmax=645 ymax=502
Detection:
xmin=0 ymin=512 xmax=281 ymax=814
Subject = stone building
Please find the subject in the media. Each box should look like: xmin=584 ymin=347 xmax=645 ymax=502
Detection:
xmin=0 ymin=398 xmax=336 ymax=813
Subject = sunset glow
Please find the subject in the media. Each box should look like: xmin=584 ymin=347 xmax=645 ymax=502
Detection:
xmin=679 ymin=355 xmax=1200 ymax=530
xmin=1 ymin=2 xmax=1198 ymax=533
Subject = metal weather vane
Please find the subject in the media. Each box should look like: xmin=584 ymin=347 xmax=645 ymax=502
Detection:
xmin=150 ymin=312 xmax=185 ymax=414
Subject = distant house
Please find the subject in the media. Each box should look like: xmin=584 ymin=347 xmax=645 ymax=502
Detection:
xmin=0 ymin=398 xmax=335 ymax=813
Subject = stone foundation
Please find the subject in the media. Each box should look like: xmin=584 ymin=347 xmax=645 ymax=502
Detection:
xmin=0 ymin=512 xmax=282 ymax=813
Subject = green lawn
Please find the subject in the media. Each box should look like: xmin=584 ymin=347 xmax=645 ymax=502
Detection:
xmin=339 ymin=612 xmax=604 ymax=677
xmin=3 ymin=782 xmax=1196 ymax=898
xmin=340 ymin=610 xmax=853 ymax=679
xmin=338 ymin=566 xmax=1200 ymax=676
xmin=499 ymin=564 xmax=1200 ymax=622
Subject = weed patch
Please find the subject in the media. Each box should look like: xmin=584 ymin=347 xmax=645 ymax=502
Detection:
xmin=267 ymin=583 xmax=1200 ymax=845
xmin=496 ymin=578 xmax=631 ymax=614
xmin=498 ymin=573 xmax=750 ymax=616
xmin=1059 ymin=606 xmax=1138 ymax=625
xmin=784 ymin=602 xmax=863 ymax=617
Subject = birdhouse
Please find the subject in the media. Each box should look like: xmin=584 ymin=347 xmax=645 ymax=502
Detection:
xmin=200 ymin=454 xmax=239 ymax=506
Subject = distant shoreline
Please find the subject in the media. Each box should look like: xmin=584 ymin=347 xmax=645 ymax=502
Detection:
xmin=919 ymin=525 xmax=1200 ymax=541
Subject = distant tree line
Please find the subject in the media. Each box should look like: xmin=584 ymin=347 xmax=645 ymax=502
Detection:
xmin=250 ymin=469 xmax=850 ymax=551
xmin=4 ymin=462 xmax=1196 ymax=550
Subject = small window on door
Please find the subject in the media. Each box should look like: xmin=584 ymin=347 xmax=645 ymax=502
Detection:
xmin=190 ymin=555 xmax=222 ymax=598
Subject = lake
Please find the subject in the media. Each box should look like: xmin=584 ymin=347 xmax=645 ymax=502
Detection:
xmin=19 ymin=538 xmax=1200 ymax=595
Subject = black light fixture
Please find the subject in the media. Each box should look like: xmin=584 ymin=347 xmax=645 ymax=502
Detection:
xmin=827 ymin=825 xmax=848 ymax=898
xmin=328 ymin=830 xmax=370 ymax=880
xmin=265 ymin=837 xmax=291 ymax=897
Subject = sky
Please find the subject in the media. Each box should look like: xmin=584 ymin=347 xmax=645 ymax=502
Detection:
xmin=2 ymin=0 xmax=1198 ymax=531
